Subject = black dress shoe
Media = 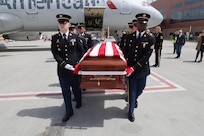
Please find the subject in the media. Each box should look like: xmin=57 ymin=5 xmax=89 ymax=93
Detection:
xmin=125 ymin=96 xmax=128 ymax=102
xmin=151 ymin=64 xmax=159 ymax=67
xmin=62 ymin=113 xmax=73 ymax=122
xmin=75 ymin=103 xmax=81 ymax=109
xmin=128 ymin=113 xmax=135 ymax=122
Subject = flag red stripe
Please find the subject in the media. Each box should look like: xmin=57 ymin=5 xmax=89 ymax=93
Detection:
xmin=98 ymin=42 xmax=106 ymax=56
xmin=111 ymin=42 xmax=120 ymax=57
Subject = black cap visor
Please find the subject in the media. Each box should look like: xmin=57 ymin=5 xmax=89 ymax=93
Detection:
xmin=137 ymin=19 xmax=148 ymax=24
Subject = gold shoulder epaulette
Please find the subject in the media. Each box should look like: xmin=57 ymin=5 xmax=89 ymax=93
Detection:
xmin=52 ymin=33 xmax=60 ymax=37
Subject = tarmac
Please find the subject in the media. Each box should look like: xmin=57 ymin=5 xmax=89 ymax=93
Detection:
xmin=0 ymin=39 xmax=204 ymax=136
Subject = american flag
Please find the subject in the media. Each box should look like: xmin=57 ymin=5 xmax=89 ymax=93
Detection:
xmin=74 ymin=42 xmax=131 ymax=75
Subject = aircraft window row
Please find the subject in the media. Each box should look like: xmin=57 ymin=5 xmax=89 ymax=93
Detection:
xmin=185 ymin=0 xmax=202 ymax=6
xmin=85 ymin=0 xmax=95 ymax=6
xmin=159 ymin=8 xmax=167 ymax=13
xmin=62 ymin=0 xmax=71 ymax=3
xmin=171 ymin=2 xmax=183 ymax=10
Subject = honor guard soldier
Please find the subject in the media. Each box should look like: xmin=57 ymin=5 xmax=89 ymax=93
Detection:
xmin=69 ymin=23 xmax=77 ymax=33
xmin=51 ymin=14 xmax=85 ymax=122
xmin=132 ymin=19 xmax=138 ymax=33
xmin=120 ymin=19 xmax=138 ymax=49
xmin=70 ymin=23 xmax=88 ymax=52
xmin=119 ymin=22 xmax=133 ymax=49
xmin=77 ymin=23 xmax=93 ymax=49
xmin=122 ymin=13 xmax=154 ymax=122
xmin=152 ymin=26 xmax=163 ymax=67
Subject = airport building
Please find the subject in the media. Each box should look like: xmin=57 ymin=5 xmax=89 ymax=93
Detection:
xmin=151 ymin=0 xmax=204 ymax=39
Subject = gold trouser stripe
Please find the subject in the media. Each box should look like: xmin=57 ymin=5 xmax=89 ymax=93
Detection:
xmin=158 ymin=49 xmax=161 ymax=67
xmin=127 ymin=77 xmax=130 ymax=110
xmin=137 ymin=62 xmax=142 ymax=68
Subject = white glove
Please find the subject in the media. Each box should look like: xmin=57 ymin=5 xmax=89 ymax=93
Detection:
xmin=64 ymin=64 xmax=74 ymax=71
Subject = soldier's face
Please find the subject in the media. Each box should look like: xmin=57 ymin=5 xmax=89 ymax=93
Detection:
xmin=132 ymin=26 xmax=138 ymax=32
xmin=78 ymin=27 xmax=85 ymax=33
xmin=58 ymin=22 xmax=70 ymax=32
xmin=137 ymin=22 xmax=147 ymax=32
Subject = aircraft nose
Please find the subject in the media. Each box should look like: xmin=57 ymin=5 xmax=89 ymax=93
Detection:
xmin=130 ymin=1 xmax=163 ymax=28
xmin=147 ymin=8 xmax=163 ymax=28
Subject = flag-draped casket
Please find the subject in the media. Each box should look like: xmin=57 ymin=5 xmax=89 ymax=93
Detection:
xmin=75 ymin=42 xmax=127 ymax=89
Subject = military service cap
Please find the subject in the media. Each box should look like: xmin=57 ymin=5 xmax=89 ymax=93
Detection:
xmin=132 ymin=19 xmax=137 ymax=24
xmin=56 ymin=14 xmax=71 ymax=24
xmin=135 ymin=13 xmax=150 ymax=24
xmin=132 ymin=19 xmax=137 ymax=26
xmin=128 ymin=22 xmax=133 ymax=28
xmin=77 ymin=23 xmax=85 ymax=29
xmin=69 ymin=23 xmax=76 ymax=31
xmin=70 ymin=23 xmax=76 ymax=28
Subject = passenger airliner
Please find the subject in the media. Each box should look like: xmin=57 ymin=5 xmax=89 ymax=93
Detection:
xmin=0 ymin=0 xmax=163 ymax=41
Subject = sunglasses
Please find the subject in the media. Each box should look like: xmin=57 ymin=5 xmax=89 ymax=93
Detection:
xmin=58 ymin=21 xmax=68 ymax=24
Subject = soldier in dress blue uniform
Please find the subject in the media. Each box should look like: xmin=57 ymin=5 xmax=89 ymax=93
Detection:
xmin=51 ymin=14 xmax=85 ymax=122
xmin=69 ymin=23 xmax=77 ymax=33
xmin=77 ymin=23 xmax=93 ymax=49
xmin=119 ymin=22 xmax=133 ymax=50
xmin=120 ymin=20 xmax=137 ymax=50
xmin=152 ymin=26 xmax=163 ymax=67
xmin=122 ymin=13 xmax=155 ymax=122
xmin=70 ymin=23 xmax=88 ymax=52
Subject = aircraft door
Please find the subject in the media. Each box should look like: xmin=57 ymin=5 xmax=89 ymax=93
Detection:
xmin=26 ymin=0 xmax=38 ymax=14
xmin=121 ymin=0 xmax=131 ymax=14
xmin=84 ymin=7 xmax=105 ymax=31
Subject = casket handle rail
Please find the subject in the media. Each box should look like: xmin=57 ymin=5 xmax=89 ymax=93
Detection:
xmin=89 ymin=76 xmax=116 ymax=86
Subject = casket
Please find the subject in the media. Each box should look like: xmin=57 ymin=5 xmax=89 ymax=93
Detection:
xmin=76 ymin=42 xmax=127 ymax=89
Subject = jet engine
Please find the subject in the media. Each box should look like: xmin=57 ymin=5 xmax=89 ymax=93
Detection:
xmin=3 ymin=32 xmax=42 ymax=41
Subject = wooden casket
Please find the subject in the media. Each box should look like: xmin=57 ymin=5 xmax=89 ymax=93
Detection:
xmin=76 ymin=42 xmax=127 ymax=89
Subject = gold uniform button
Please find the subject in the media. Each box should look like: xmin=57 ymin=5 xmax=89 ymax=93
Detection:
xmin=58 ymin=48 xmax=61 ymax=51
xmin=65 ymin=45 xmax=67 ymax=47
xmin=66 ymin=54 xmax=68 ymax=56
xmin=134 ymin=59 xmax=136 ymax=61
xmin=65 ymin=49 xmax=67 ymax=51
xmin=66 ymin=58 xmax=68 ymax=60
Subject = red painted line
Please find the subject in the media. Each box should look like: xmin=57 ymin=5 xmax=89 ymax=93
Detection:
xmin=0 ymin=73 xmax=180 ymax=99
xmin=150 ymin=72 xmax=177 ymax=89
xmin=0 ymin=93 xmax=62 ymax=99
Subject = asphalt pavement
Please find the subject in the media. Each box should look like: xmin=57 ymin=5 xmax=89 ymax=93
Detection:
xmin=0 ymin=39 xmax=203 ymax=136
